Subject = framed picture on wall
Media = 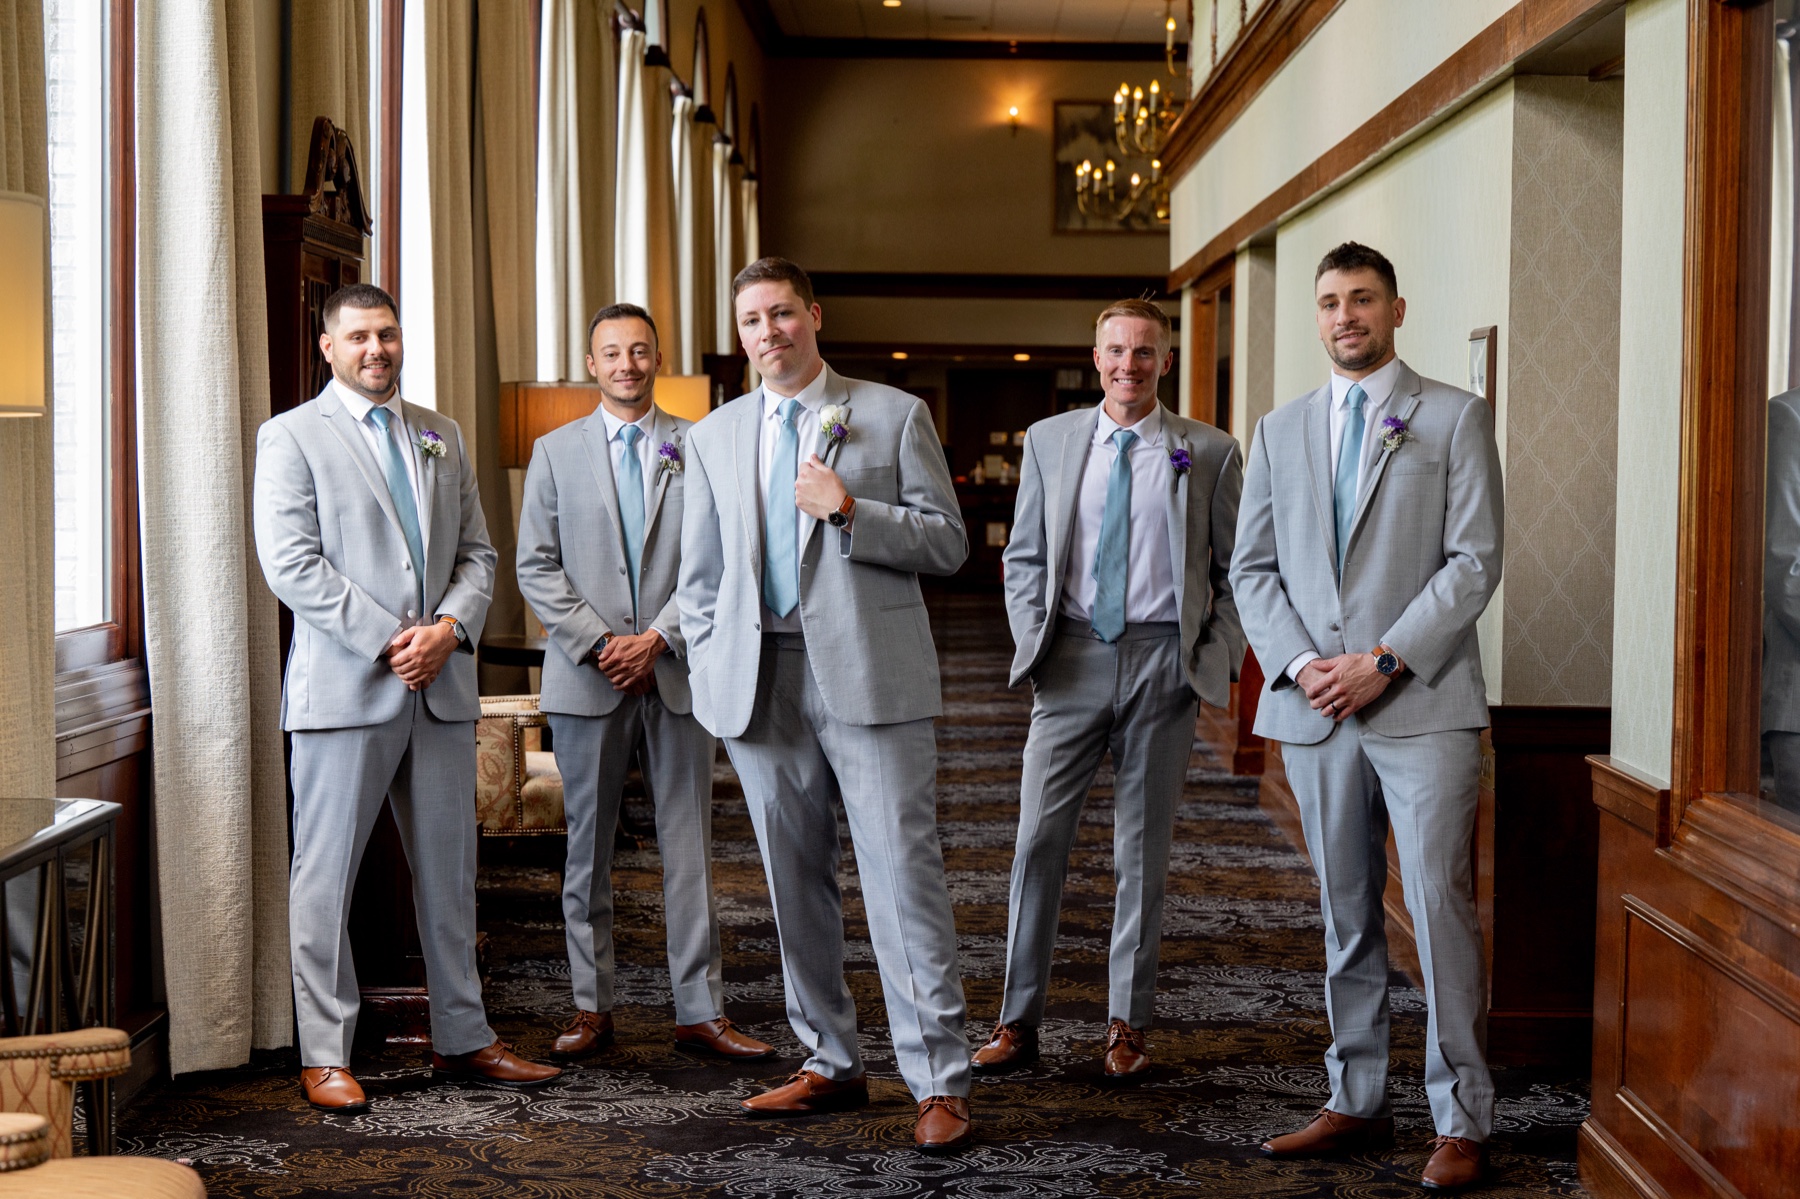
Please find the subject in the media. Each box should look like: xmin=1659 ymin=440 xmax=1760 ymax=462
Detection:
xmin=1469 ymin=326 xmax=1499 ymax=411
xmin=1054 ymin=101 xmax=1163 ymax=234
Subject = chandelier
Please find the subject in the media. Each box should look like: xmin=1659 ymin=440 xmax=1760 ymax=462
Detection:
xmin=1073 ymin=3 xmax=1184 ymax=225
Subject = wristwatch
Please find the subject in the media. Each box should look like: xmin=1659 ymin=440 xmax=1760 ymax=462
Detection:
xmin=827 ymin=493 xmax=856 ymax=528
xmin=438 ymin=615 xmax=467 ymax=645
xmin=1373 ymin=645 xmax=1402 ymax=677
xmin=594 ymin=632 xmax=613 ymax=663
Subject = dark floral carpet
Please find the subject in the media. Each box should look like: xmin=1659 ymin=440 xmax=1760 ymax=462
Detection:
xmin=118 ymin=593 xmax=1590 ymax=1196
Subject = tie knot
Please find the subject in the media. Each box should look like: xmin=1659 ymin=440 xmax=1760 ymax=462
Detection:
xmin=778 ymin=398 xmax=801 ymax=427
xmin=621 ymin=423 xmax=642 ymax=447
xmin=1345 ymin=384 xmax=1367 ymax=412
xmin=1112 ymin=429 xmax=1138 ymax=453
xmin=367 ymin=405 xmax=393 ymax=432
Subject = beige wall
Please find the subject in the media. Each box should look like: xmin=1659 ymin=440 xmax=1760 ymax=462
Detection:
xmin=1609 ymin=0 xmax=1687 ymax=781
xmin=761 ymin=56 xmax=1169 ymax=277
xmin=1229 ymin=242 xmax=1276 ymax=442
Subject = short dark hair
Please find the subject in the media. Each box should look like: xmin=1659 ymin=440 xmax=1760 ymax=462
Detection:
xmin=1314 ymin=242 xmax=1399 ymax=297
xmin=586 ymin=302 xmax=658 ymax=350
xmin=322 ymin=283 xmax=398 ymax=329
xmin=731 ymin=256 xmax=815 ymax=308
xmin=1095 ymin=297 xmax=1172 ymax=346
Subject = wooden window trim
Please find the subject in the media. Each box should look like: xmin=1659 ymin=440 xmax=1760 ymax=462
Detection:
xmin=1185 ymin=256 xmax=1233 ymax=427
xmin=1667 ymin=0 xmax=1800 ymax=927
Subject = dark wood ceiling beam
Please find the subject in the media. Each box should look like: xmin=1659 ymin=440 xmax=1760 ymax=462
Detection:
xmin=809 ymin=272 xmax=1172 ymax=300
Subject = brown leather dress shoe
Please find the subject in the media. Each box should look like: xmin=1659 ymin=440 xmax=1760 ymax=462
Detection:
xmin=914 ymin=1095 xmax=972 ymax=1152
xmin=739 ymin=1070 xmax=869 ymax=1117
xmin=1260 ymin=1107 xmax=1396 ymax=1157
xmin=550 ymin=1010 xmax=615 ymax=1062
xmin=674 ymin=1016 xmax=775 ymax=1060
xmin=301 ymin=1066 xmax=369 ymax=1112
xmin=431 ymin=1040 xmax=562 ymax=1088
xmin=1422 ymin=1136 xmax=1488 ymax=1191
xmin=971 ymin=1022 xmax=1039 ymax=1074
xmin=1101 ymin=1019 xmax=1151 ymax=1081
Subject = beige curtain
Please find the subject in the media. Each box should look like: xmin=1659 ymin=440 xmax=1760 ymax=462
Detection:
xmin=138 ymin=0 xmax=292 ymax=1073
xmin=615 ymin=26 xmax=681 ymax=369
xmin=711 ymin=136 xmax=736 ymax=354
xmin=288 ymin=0 xmax=370 ymax=193
xmin=478 ymin=0 xmax=534 ymax=384
xmin=672 ymin=92 xmax=700 ymax=375
xmin=740 ymin=175 xmax=760 ymax=267
xmin=0 ymin=0 xmax=55 ymax=800
xmin=534 ymin=0 xmax=613 ymax=381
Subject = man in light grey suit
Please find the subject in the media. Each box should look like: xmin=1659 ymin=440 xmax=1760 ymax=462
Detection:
xmin=972 ymin=299 xmax=1243 ymax=1081
xmin=254 ymin=284 xmax=559 ymax=1112
xmin=1230 ymin=244 xmax=1502 ymax=1193
xmin=516 ymin=303 xmax=774 ymax=1064
xmin=677 ymin=257 xmax=975 ymax=1152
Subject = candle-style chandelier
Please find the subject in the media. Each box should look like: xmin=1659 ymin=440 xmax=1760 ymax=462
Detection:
xmin=1073 ymin=2 xmax=1185 ymax=225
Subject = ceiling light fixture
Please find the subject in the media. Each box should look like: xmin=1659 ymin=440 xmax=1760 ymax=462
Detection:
xmin=882 ymin=0 xmax=902 ymax=7
xmin=1075 ymin=0 xmax=1184 ymax=226
xmin=891 ymin=351 xmax=909 ymax=360
xmin=1013 ymin=353 xmax=1031 ymax=362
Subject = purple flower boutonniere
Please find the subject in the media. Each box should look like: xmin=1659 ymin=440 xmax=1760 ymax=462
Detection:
xmin=1169 ymin=448 xmax=1192 ymax=477
xmin=1379 ymin=416 xmax=1411 ymax=453
xmin=820 ymin=404 xmax=851 ymax=448
xmin=658 ymin=440 xmax=683 ymax=475
xmin=416 ymin=429 xmax=448 ymax=458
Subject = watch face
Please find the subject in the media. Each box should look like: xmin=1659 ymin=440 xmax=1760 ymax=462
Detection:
xmin=828 ymin=511 xmax=848 ymax=527
xmin=1375 ymin=652 xmax=1399 ymax=676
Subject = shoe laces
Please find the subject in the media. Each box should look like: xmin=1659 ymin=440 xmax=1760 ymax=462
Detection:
xmin=1429 ymin=1135 xmax=1481 ymax=1160
xmin=312 ymin=1066 xmax=349 ymax=1083
xmin=919 ymin=1095 xmax=965 ymax=1114
xmin=562 ymin=1011 xmax=601 ymax=1033
xmin=1105 ymin=1020 xmax=1146 ymax=1051
xmin=988 ymin=1021 xmax=1028 ymax=1043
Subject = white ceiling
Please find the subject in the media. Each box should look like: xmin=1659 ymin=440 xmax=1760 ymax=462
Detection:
xmin=767 ymin=0 xmax=1192 ymax=43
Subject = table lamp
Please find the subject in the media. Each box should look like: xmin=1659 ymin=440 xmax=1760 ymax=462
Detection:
xmin=0 ymin=191 xmax=47 ymax=418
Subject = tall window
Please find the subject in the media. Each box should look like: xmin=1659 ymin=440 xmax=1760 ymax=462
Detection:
xmin=44 ymin=0 xmax=110 ymax=632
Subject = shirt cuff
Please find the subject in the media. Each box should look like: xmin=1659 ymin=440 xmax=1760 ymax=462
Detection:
xmin=648 ymin=627 xmax=669 ymax=649
xmin=1286 ymin=651 xmax=1320 ymax=682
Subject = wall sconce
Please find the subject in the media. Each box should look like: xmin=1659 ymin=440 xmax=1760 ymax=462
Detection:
xmin=0 ymin=192 xmax=47 ymax=418
xmin=1008 ymin=106 xmax=1021 ymax=136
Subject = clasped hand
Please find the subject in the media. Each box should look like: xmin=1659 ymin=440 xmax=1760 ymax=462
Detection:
xmin=794 ymin=455 xmax=848 ymax=521
xmin=598 ymin=631 xmax=665 ymax=695
xmin=1297 ymin=651 xmax=1401 ymax=722
xmin=386 ymin=621 xmax=459 ymax=692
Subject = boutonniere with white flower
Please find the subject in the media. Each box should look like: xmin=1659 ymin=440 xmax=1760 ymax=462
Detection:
xmin=1169 ymin=448 xmax=1192 ymax=477
xmin=1379 ymin=416 xmax=1411 ymax=453
xmin=658 ymin=440 xmax=683 ymax=475
xmin=416 ymin=429 xmax=448 ymax=458
xmin=820 ymin=404 xmax=850 ymax=448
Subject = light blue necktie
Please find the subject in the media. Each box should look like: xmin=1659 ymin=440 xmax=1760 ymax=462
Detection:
xmin=618 ymin=423 xmax=646 ymax=616
xmin=1334 ymin=383 xmax=1367 ymax=571
xmin=367 ymin=406 xmax=426 ymax=608
xmin=1090 ymin=428 xmax=1137 ymax=644
xmin=762 ymin=399 xmax=801 ymax=617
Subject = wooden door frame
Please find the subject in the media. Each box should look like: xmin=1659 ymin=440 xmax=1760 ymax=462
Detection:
xmin=1186 ymin=256 xmax=1234 ymax=428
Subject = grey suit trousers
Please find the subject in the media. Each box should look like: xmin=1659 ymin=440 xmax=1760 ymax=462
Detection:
xmin=999 ymin=624 xmax=1198 ymax=1030
xmin=724 ymin=636 xmax=971 ymax=1101
xmin=290 ymin=693 xmax=493 ymax=1065
xmin=1280 ymin=717 xmax=1493 ymax=1140
xmin=549 ymin=701 xmax=723 ymax=1023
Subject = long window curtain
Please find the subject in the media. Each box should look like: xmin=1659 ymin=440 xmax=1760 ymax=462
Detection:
xmin=0 ymin=0 xmax=55 ymax=799
xmin=740 ymin=175 xmax=760 ymax=268
xmin=478 ymin=0 xmax=533 ymax=385
xmin=535 ymin=0 xmax=613 ymax=382
xmin=710 ymin=137 xmax=736 ymax=355
xmin=1776 ymin=32 xmax=1798 ymax=395
xmin=138 ymin=0 xmax=292 ymax=1073
xmin=615 ymin=26 xmax=681 ymax=370
xmin=672 ymin=91 xmax=702 ymax=375
xmin=685 ymin=112 xmax=714 ymax=369
xmin=288 ymin=0 xmax=369 ymax=198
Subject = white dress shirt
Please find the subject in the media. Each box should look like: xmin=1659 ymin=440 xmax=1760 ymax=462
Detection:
xmin=758 ymin=365 xmax=831 ymax=633
xmin=333 ymin=379 xmax=429 ymax=560
xmin=598 ymin=405 xmax=670 ymax=646
xmin=1059 ymin=403 xmax=1178 ymax=626
xmin=1286 ymin=356 xmax=1404 ymax=681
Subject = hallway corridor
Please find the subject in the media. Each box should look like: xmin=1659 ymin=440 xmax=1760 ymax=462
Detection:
xmin=117 ymin=593 xmax=1589 ymax=1196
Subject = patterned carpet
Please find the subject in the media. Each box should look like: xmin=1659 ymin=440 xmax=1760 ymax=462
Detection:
xmin=118 ymin=592 xmax=1590 ymax=1196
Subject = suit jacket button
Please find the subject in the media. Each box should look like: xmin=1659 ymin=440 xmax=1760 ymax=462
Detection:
xmin=1329 ymin=622 xmax=1340 ymax=632
xmin=624 ymin=617 xmax=634 ymax=625
xmin=618 ymin=566 xmax=627 ymax=575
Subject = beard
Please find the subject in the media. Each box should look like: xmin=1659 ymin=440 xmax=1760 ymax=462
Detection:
xmin=1325 ymin=329 xmax=1391 ymax=373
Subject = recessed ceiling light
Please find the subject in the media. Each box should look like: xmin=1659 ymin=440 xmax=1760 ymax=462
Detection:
xmin=882 ymin=0 xmax=902 ymax=7
xmin=1013 ymin=353 xmax=1031 ymax=362
xmin=891 ymin=351 xmax=909 ymax=360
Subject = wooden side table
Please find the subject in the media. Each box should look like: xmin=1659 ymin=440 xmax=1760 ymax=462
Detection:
xmin=0 ymin=798 xmax=119 ymax=1154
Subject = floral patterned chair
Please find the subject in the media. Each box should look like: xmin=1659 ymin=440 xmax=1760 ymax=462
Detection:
xmin=0 ymin=1029 xmax=203 ymax=1195
xmin=475 ymin=695 xmax=565 ymax=836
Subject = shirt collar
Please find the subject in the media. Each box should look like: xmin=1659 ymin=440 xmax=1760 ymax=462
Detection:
xmin=1095 ymin=401 xmax=1165 ymax=448
xmin=601 ymin=404 xmax=655 ymax=443
xmin=334 ymin=378 xmax=404 ymax=426
xmin=763 ymin=362 xmax=832 ymax=420
xmin=1329 ymin=357 xmax=1402 ymax=413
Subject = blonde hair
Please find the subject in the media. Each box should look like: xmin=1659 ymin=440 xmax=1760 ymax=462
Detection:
xmin=1094 ymin=298 xmax=1172 ymax=347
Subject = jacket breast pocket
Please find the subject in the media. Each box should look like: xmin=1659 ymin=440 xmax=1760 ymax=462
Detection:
xmin=841 ymin=463 xmax=897 ymax=501
xmin=1388 ymin=459 xmax=1441 ymax=477
xmin=434 ymin=467 xmax=462 ymax=488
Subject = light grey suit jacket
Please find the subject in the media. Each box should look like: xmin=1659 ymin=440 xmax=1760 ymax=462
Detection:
xmin=1764 ymin=389 xmax=1800 ymax=734
xmin=254 ymin=386 xmax=496 ymax=731
xmin=516 ymin=404 xmax=695 ymax=717
xmin=1001 ymin=404 xmax=1246 ymax=707
xmin=677 ymin=367 xmax=969 ymax=737
xmin=1230 ymin=361 xmax=1503 ymax=745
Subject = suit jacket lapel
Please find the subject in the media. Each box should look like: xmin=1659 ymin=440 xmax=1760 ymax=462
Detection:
xmin=1045 ymin=408 xmax=1099 ymax=598
xmin=643 ymin=406 xmax=675 ymax=538
xmin=1163 ymin=420 xmax=1189 ymax=615
xmin=1346 ymin=366 xmax=1424 ymax=549
xmin=579 ymin=411 xmax=626 ymax=555
xmin=802 ymin=371 xmax=853 ymax=551
xmin=319 ymin=391 xmax=406 ymax=540
xmin=1302 ymin=386 xmax=1336 ymax=572
xmin=733 ymin=390 xmax=765 ymax=578
xmin=408 ymin=405 xmax=443 ymax=578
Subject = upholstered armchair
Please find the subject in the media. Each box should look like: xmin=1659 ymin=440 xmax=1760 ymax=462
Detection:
xmin=0 ymin=1028 xmax=202 ymax=1195
xmin=475 ymin=695 xmax=566 ymax=836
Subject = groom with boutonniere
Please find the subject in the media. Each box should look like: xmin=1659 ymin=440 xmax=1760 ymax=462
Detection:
xmin=677 ymin=256 xmax=975 ymax=1152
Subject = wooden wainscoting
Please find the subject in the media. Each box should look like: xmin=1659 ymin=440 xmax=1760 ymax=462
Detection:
xmin=1258 ymin=705 xmax=1609 ymax=1068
